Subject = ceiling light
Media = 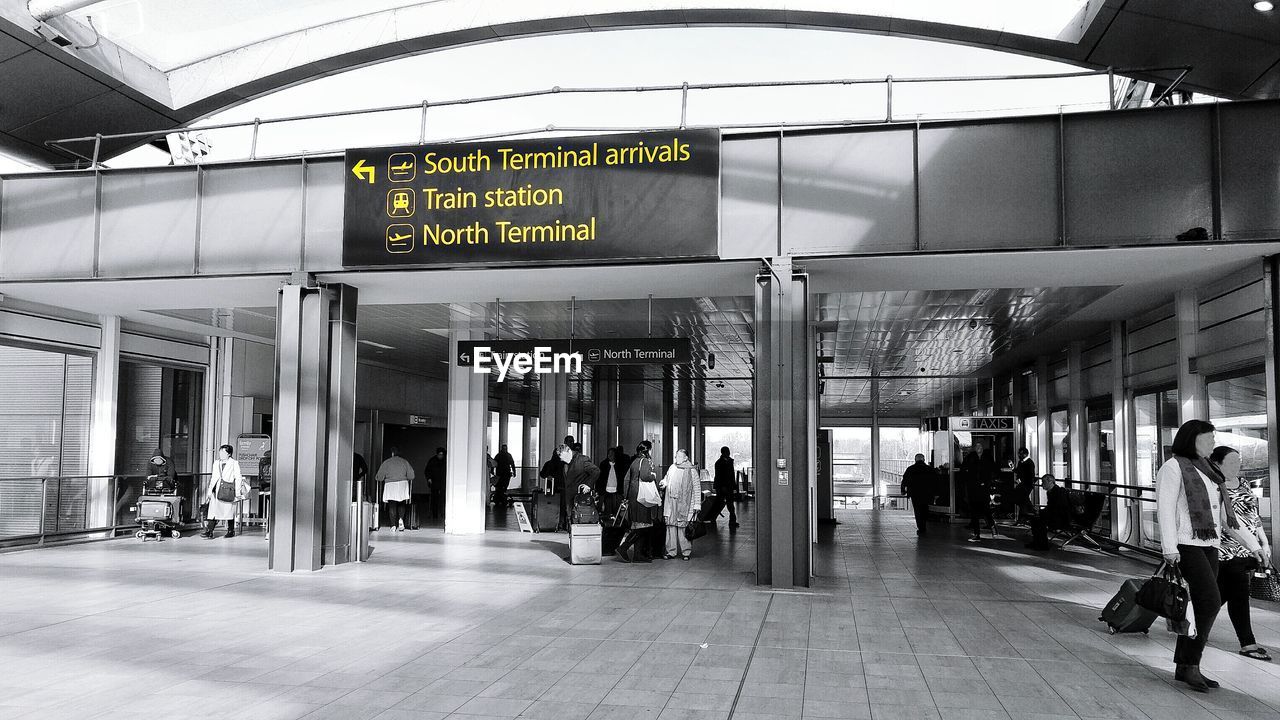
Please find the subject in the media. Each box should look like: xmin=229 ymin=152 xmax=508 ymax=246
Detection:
xmin=359 ymin=340 xmax=396 ymax=350
xmin=1256 ymin=1 xmax=1274 ymax=12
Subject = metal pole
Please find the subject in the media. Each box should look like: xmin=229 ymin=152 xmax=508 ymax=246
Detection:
xmin=680 ymin=82 xmax=690 ymax=129
xmin=1107 ymin=67 xmax=1116 ymax=111
xmin=886 ymin=76 xmax=894 ymax=123
xmin=354 ymin=479 xmax=364 ymax=563
xmin=91 ymin=134 xmax=102 ymax=170
xmin=418 ymin=100 xmax=430 ymax=144
xmin=38 ymin=479 xmax=48 ymax=546
xmin=249 ymin=118 xmax=261 ymax=160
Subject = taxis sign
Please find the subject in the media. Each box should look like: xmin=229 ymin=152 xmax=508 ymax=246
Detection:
xmin=342 ymin=130 xmax=719 ymax=267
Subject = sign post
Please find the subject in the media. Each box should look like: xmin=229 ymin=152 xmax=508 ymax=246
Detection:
xmin=342 ymin=130 xmax=720 ymax=267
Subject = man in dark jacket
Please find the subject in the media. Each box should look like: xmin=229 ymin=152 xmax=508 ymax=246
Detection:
xmin=962 ymin=443 xmax=997 ymax=542
xmin=560 ymin=444 xmax=599 ymax=530
xmin=713 ymin=446 xmax=739 ymax=528
xmin=1012 ymin=447 xmax=1037 ymax=522
xmin=493 ymin=445 xmax=516 ymax=508
xmin=424 ymin=447 xmax=446 ymax=520
xmin=900 ymin=453 xmax=935 ymax=536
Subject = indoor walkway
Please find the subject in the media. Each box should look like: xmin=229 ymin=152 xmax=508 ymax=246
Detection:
xmin=1 ymin=506 xmax=1278 ymax=720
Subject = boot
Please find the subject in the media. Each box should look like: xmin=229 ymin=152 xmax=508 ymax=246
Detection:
xmin=224 ymin=521 xmax=236 ymax=539
xmin=1175 ymin=664 xmax=1211 ymax=692
xmin=615 ymin=534 xmax=634 ymax=563
xmin=201 ymin=519 xmax=216 ymax=539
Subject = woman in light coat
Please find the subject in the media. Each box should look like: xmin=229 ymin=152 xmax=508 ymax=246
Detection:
xmin=203 ymin=444 xmax=249 ymax=539
xmin=660 ymin=449 xmax=701 ymax=560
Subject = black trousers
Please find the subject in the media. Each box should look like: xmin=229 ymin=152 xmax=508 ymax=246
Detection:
xmin=716 ymin=490 xmax=737 ymax=524
xmin=203 ymin=518 xmax=235 ymax=536
xmin=908 ymin=494 xmax=930 ymax=532
xmin=1217 ymin=556 xmax=1257 ymax=647
xmin=387 ymin=500 xmax=410 ymax=528
xmin=966 ymin=485 xmax=993 ymax=533
xmin=1174 ymin=544 xmax=1222 ymax=665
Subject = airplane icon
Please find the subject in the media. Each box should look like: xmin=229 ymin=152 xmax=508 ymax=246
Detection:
xmin=386 ymin=224 xmax=415 ymax=253
xmin=388 ymin=152 xmax=416 ymax=182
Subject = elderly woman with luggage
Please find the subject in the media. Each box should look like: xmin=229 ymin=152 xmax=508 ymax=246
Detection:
xmin=660 ymin=449 xmax=701 ymax=560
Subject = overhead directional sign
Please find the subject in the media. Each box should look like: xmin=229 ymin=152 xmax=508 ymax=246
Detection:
xmin=455 ymin=338 xmax=691 ymax=367
xmin=342 ymin=130 xmax=720 ymax=267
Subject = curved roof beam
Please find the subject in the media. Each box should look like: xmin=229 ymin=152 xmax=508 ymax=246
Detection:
xmin=163 ymin=1 xmax=1110 ymax=114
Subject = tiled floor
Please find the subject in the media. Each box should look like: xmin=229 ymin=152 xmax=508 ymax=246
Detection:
xmin=1 ymin=504 xmax=1279 ymax=720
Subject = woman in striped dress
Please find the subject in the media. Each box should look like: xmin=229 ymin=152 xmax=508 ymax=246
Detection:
xmin=1211 ymin=446 xmax=1273 ymax=661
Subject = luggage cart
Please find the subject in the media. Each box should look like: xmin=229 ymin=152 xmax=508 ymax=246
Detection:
xmin=134 ymin=473 xmax=183 ymax=541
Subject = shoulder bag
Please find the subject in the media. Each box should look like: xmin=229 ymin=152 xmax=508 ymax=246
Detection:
xmin=637 ymin=480 xmax=661 ymax=508
xmin=1251 ymin=565 xmax=1280 ymax=602
xmin=1136 ymin=562 xmax=1189 ymax=620
xmin=684 ymin=519 xmax=707 ymax=541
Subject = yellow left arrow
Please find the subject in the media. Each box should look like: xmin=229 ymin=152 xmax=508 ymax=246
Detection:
xmin=352 ymin=159 xmax=375 ymax=184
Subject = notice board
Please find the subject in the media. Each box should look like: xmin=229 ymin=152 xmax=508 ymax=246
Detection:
xmin=342 ymin=130 xmax=720 ymax=267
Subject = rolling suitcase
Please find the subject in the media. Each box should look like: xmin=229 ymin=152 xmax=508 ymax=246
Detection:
xmin=700 ymin=494 xmax=727 ymax=524
xmin=1099 ymin=578 xmax=1158 ymax=634
xmin=570 ymin=523 xmax=602 ymax=564
xmin=531 ymin=491 xmax=560 ymax=532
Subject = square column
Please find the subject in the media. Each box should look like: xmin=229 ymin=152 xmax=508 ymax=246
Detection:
xmin=445 ymin=305 xmax=489 ymax=534
xmin=678 ymin=371 xmax=693 ymax=460
xmin=753 ymin=259 xmax=812 ymax=588
xmin=1176 ymin=289 xmax=1207 ymax=423
xmin=1067 ymin=341 xmax=1086 ymax=486
xmin=539 ymin=371 xmax=569 ymax=483
xmin=270 ymin=281 xmax=358 ymax=572
xmin=618 ymin=367 xmax=646 ymax=451
xmin=86 ymin=315 xmax=120 ymax=529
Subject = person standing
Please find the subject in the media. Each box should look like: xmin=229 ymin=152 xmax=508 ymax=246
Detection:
xmin=493 ymin=444 xmax=516 ymax=509
xmin=1210 ymin=445 xmax=1273 ymax=662
xmin=900 ymin=453 xmax=934 ymax=536
xmin=616 ymin=442 xmax=660 ymax=562
xmin=661 ymin=450 xmax=701 ymax=560
xmin=562 ymin=443 xmax=600 ymax=520
xmin=713 ymin=446 xmax=739 ymax=529
xmin=202 ymin=445 xmax=248 ymax=539
xmin=376 ymin=447 xmax=415 ymax=532
xmin=1157 ymin=420 xmax=1264 ymax=691
xmin=425 ymin=447 xmax=447 ymax=520
xmin=962 ymin=443 xmax=996 ymax=542
xmin=1013 ymin=447 xmax=1037 ymax=522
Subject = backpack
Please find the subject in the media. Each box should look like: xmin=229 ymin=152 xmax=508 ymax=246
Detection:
xmin=571 ymin=489 xmax=600 ymax=525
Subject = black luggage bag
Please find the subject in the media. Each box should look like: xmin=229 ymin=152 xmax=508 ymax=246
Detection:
xmin=1099 ymin=578 xmax=1158 ymax=634
xmin=700 ymin=495 xmax=727 ymax=524
xmin=531 ymin=491 xmax=560 ymax=532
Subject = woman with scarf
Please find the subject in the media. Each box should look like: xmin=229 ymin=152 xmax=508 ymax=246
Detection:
xmin=1157 ymin=420 xmax=1264 ymax=691
xmin=660 ymin=449 xmax=701 ymax=560
xmin=616 ymin=442 xmax=660 ymax=563
xmin=1210 ymin=445 xmax=1273 ymax=662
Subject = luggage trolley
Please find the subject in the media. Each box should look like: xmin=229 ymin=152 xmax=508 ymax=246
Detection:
xmin=135 ymin=473 xmax=183 ymax=541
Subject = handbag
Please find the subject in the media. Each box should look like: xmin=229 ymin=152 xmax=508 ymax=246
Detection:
xmin=1136 ymin=562 xmax=1189 ymax=620
xmin=1251 ymin=565 xmax=1280 ymax=602
xmin=637 ymin=481 xmax=661 ymax=508
xmin=215 ymin=480 xmax=236 ymax=503
xmin=684 ymin=519 xmax=707 ymax=541
xmin=612 ymin=500 xmax=629 ymax=528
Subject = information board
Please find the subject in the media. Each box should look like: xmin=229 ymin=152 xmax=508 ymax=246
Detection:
xmin=236 ymin=434 xmax=271 ymax=476
xmin=455 ymin=338 xmax=691 ymax=366
xmin=342 ymin=130 xmax=720 ymax=267
xmin=513 ymin=502 xmax=534 ymax=533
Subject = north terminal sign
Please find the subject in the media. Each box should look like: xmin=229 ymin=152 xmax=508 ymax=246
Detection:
xmin=342 ymin=130 xmax=720 ymax=267
xmin=456 ymin=338 xmax=691 ymax=367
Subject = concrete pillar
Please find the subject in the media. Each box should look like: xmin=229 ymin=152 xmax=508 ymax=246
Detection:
xmin=270 ymin=281 xmax=358 ymax=571
xmin=678 ymin=370 xmax=693 ymax=459
xmin=1035 ymin=356 xmax=1052 ymax=480
xmin=1176 ymin=289 xmax=1207 ymax=423
xmin=445 ymin=304 xmax=489 ymax=534
xmin=1263 ymin=258 xmax=1280 ymax=567
xmin=753 ymin=259 xmax=812 ymax=588
xmin=1067 ymin=341 xmax=1086 ymax=486
xmin=662 ymin=366 xmax=674 ymax=467
xmin=870 ymin=379 xmax=881 ymax=499
xmin=498 ymin=390 xmax=510 ymax=450
xmin=618 ymin=367 xmax=645 ymax=451
xmin=539 ymin=371 xmax=569 ymax=485
xmin=521 ymin=395 xmax=534 ymax=490
xmin=86 ymin=315 xmax=120 ymax=529
xmin=1111 ymin=321 xmax=1137 ymax=542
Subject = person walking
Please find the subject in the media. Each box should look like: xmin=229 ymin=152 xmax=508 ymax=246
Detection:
xmin=1157 ymin=420 xmax=1264 ymax=691
xmin=493 ymin=444 xmax=516 ymax=509
xmin=425 ymin=448 xmax=447 ymax=520
xmin=962 ymin=442 xmax=996 ymax=542
xmin=713 ymin=446 xmax=739 ymax=528
xmin=616 ymin=442 xmax=660 ymax=563
xmin=1210 ymin=445 xmax=1273 ymax=662
xmin=202 ymin=445 xmax=248 ymax=539
xmin=661 ymin=449 xmax=701 ymax=560
xmin=900 ymin=453 xmax=934 ymax=536
xmin=376 ymin=447 xmax=415 ymax=532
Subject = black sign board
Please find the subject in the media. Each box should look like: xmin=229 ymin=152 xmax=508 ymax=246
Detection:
xmin=949 ymin=416 xmax=1016 ymax=431
xmin=342 ymin=130 xmax=720 ymax=267
xmin=456 ymin=338 xmax=691 ymax=367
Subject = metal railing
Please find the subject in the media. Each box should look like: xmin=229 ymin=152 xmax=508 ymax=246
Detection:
xmin=42 ymin=65 xmax=1194 ymax=169
xmin=0 ymin=473 xmax=211 ymax=549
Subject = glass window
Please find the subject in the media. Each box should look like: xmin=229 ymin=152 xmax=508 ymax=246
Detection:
xmin=487 ymin=411 xmax=499 ymax=457
xmin=114 ymin=361 xmax=204 ymax=525
xmin=829 ymin=427 xmax=873 ymax=502
xmin=0 ymin=345 xmax=94 ymax=538
xmin=506 ymin=414 xmax=523 ymax=476
xmin=1050 ymin=409 xmax=1069 ymax=480
xmin=1022 ymin=415 xmax=1038 ymax=470
xmin=527 ymin=416 xmax=540 ymax=470
xmin=1135 ymin=388 xmax=1178 ymax=549
xmin=1086 ymin=405 xmax=1115 ymax=538
xmin=879 ymin=426 xmax=927 ymax=495
xmin=704 ymin=426 xmax=752 ymax=475
xmin=1209 ymin=371 xmax=1270 ymax=539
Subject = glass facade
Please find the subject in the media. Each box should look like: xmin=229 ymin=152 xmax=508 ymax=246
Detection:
xmin=1209 ymin=371 xmax=1270 ymax=538
xmin=1135 ymin=388 xmax=1178 ymax=549
xmin=1086 ymin=403 xmax=1115 ymax=538
xmin=113 ymin=361 xmax=204 ymax=525
xmin=1050 ymin=409 xmax=1069 ymax=480
xmin=0 ymin=345 xmax=93 ymax=538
